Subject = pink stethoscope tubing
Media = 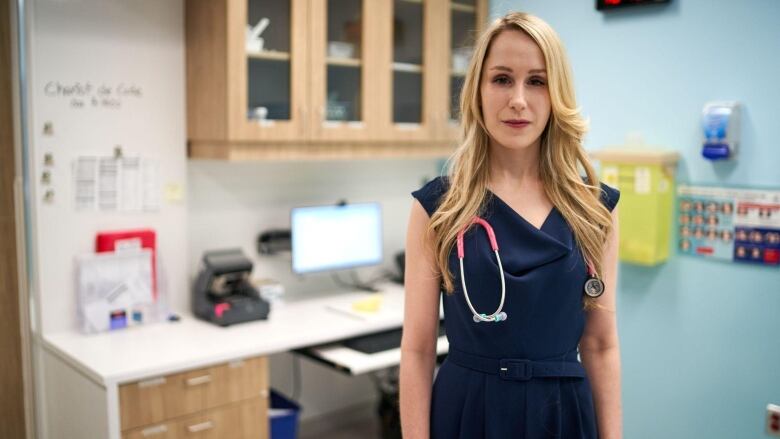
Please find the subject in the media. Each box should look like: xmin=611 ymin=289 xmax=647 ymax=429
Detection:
xmin=457 ymin=216 xmax=604 ymax=324
xmin=457 ymin=217 xmax=507 ymax=323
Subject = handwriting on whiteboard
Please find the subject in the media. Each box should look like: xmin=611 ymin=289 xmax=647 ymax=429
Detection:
xmin=43 ymin=81 xmax=143 ymax=109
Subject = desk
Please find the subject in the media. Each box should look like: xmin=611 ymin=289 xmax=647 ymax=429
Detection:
xmin=40 ymin=282 xmax=447 ymax=439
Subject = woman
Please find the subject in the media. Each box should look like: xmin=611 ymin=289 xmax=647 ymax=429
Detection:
xmin=400 ymin=12 xmax=622 ymax=439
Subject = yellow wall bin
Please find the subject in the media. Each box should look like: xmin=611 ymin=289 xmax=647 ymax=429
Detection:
xmin=591 ymin=149 xmax=680 ymax=265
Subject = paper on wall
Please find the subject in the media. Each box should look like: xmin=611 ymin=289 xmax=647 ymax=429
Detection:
xmin=73 ymin=156 xmax=161 ymax=212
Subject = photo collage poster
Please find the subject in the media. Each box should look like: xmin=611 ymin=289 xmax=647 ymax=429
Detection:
xmin=677 ymin=185 xmax=780 ymax=266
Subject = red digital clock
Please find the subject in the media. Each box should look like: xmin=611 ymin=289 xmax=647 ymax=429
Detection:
xmin=597 ymin=0 xmax=671 ymax=10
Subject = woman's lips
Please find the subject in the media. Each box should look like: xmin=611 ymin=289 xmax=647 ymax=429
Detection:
xmin=502 ymin=120 xmax=530 ymax=129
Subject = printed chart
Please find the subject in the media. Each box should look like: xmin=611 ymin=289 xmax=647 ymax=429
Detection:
xmin=677 ymin=185 xmax=780 ymax=266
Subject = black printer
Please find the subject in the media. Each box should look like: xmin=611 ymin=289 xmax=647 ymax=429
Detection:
xmin=192 ymin=249 xmax=270 ymax=326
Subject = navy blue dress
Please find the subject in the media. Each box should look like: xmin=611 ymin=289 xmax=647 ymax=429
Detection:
xmin=411 ymin=176 xmax=619 ymax=439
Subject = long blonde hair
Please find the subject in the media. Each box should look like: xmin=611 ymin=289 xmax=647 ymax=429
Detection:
xmin=427 ymin=12 xmax=613 ymax=309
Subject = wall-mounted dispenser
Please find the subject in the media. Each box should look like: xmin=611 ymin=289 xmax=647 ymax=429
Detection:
xmin=702 ymin=101 xmax=740 ymax=160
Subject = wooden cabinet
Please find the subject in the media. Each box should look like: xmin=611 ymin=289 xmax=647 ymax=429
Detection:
xmin=120 ymin=356 xmax=269 ymax=439
xmin=185 ymin=0 xmax=488 ymax=160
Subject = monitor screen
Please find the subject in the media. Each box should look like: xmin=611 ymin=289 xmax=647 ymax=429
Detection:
xmin=291 ymin=202 xmax=383 ymax=274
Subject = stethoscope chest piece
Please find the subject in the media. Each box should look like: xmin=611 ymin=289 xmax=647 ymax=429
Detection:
xmin=472 ymin=311 xmax=508 ymax=323
xmin=583 ymin=276 xmax=605 ymax=298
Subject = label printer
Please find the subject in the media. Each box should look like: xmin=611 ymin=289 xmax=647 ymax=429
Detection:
xmin=192 ymin=249 xmax=270 ymax=326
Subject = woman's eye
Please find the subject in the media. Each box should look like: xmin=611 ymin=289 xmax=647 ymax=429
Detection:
xmin=529 ymin=77 xmax=547 ymax=86
xmin=492 ymin=75 xmax=512 ymax=85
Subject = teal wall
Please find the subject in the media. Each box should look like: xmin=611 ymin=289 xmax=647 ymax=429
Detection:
xmin=488 ymin=1 xmax=780 ymax=438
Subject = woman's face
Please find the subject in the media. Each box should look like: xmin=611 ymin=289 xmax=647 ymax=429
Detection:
xmin=480 ymin=30 xmax=552 ymax=153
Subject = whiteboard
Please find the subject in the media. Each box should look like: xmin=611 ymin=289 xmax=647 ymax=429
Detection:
xmin=28 ymin=0 xmax=187 ymax=334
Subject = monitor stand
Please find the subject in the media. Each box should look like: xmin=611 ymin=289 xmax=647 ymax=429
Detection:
xmin=331 ymin=270 xmax=382 ymax=293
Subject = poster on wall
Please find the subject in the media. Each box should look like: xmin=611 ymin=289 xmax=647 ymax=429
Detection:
xmin=677 ymin=185 xmax=780 ymax=266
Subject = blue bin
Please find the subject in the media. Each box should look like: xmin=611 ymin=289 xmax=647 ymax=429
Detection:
xmin=270 ymin=390 xmax=301 ymax=439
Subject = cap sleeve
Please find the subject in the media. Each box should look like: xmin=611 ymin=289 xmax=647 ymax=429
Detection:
xmin=599 ymin=182 xmax=620 ymax=212
xmin=411 ymin=176 xmax=449 ymax=217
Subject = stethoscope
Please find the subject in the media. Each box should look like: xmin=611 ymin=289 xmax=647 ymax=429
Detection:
xmin=457 ymin=216 xmax=605 ymax=323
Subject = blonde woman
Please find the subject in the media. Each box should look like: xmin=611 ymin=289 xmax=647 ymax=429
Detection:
xmin=400 ymin=12 xmax=622 ymax=439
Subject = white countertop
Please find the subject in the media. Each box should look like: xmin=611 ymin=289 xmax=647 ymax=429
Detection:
xmin=43 ymin=282 xmax=412 ymax=387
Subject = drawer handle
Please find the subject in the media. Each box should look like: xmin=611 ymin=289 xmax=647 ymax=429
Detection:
xmin=187 ymin=420 xmax=214 ymax=433
xmin=185 ymin=375 xmax=212 ymax=386
xmin=141 ymin=424 xmax=168 ymax=437
xmin=138 ymin=377 xmax=166 ymax=388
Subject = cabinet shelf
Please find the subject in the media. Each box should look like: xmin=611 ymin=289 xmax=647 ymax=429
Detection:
xmin=326 ymin=57 xmax=362 ymax=68
xmin=247 ymin=50 xmax=291 ymax=61
xmin=451 ymin=3 xmax=476 ymax=13
xmin=393 ymin=62 xmax=423 ymax=73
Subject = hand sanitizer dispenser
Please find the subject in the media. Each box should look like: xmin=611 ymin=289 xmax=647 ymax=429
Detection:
xmin=702 ymin=101 xmax=740 ymax=160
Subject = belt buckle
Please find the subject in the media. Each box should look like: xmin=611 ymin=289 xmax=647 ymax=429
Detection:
xmin=499 ymin=359 xmax=531 ymax=381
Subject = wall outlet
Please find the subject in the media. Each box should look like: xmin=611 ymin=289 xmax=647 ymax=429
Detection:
xmin=767 ymin=404 xmax=780 ymax=437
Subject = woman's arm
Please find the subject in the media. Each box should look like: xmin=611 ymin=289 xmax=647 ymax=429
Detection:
xmin=580 ymin=207 xmax=623 ymax=439
xmin=399 ymin=200 xmax=443 ymax=439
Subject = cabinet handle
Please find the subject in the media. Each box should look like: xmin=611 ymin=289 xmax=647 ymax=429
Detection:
xmin=138 ymin=377 xmax=166 ymax=388
xmin=185 ymin=375 xmax=212 ymax=386
xmin=141 ymin=424 xmax=168 ymax=437
xmin=186 ymin=420 xmax=214 ymax=433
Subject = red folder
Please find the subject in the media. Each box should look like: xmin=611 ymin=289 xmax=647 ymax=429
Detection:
xmin=95 ymin=229 xmax=157 ymax=300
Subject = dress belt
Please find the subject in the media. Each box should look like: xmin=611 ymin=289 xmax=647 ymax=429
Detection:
xmin=447 ymin=348 xmax=587 ymax=382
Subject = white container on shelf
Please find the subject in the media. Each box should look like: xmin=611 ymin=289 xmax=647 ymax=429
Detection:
xmin=328 ymin=41 xmax=355 ymax=59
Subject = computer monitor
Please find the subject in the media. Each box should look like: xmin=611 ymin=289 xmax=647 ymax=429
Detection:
xmin=291 ymin=202 xmax=383 ymax=274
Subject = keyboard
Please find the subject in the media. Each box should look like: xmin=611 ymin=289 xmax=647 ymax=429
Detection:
xmin=343 ymin=324 xmax=446 ymax=354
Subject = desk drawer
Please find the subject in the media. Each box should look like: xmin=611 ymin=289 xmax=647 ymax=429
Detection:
xmin=206 ymin=356 xmax=268 ymax=409
xmin=120 ymin=366 xmax=214 ymax=430
xmin=123 ymin=397 xmax=267 ymax=439
xmin=120 ymin=356 xmax=269 ymax=431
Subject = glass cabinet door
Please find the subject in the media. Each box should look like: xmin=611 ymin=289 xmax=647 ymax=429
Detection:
xmin=449 ymin=0 xmax=477 ymax=123
xmin=325 ymin=0 xmax=363 ymax=123
xmin=307 ymin=0 xmax=389 ymax=141
xmin=234 ymin=0 xmax=307 ymax=141
xmin=310 ymin=0 xmax=380 ymax=141
xmin=446 ymin=0 xmax=486 ymax=139
xmin=393 ymin=0 xmax=424 ymax=125
xmin=246 ymin=0 xmax=292 ymax=122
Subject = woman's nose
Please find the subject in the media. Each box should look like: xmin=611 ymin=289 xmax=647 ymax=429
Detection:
xmin=509 ymin=87 xmax=527 ymax=111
